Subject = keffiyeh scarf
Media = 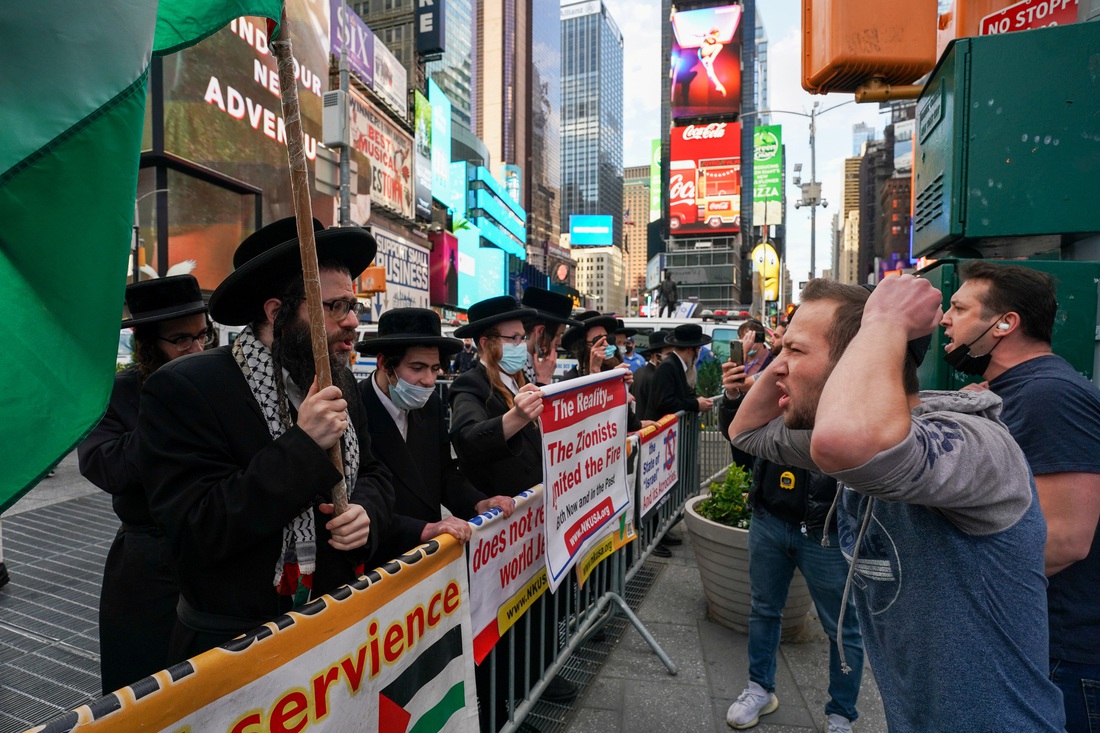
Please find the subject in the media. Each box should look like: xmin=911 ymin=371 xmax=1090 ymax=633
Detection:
xmin=232 ymin=326 xmax=360 ymax=606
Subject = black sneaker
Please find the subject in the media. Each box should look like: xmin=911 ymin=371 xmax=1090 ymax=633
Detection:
xmin=661 ymin=533 xmax=683 ymax=546
xmin=651 ymin=542 xmax=673 ymax=558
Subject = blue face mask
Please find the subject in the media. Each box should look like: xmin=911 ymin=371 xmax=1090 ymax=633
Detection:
xmin=389 ymin=376 xmax=434 ymax=412
xmin=499 ymin=342 xmax=528 ymax=375
xmin=604 ymin=344 xmax=618 ymax=359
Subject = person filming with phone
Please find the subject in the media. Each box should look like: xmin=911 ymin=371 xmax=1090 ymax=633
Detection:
xmin=739 ymin=320 xmax=772 ymax=378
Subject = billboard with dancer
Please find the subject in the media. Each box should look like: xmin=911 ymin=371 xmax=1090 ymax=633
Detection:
xmin=670 ymin=4 xmax=743 ymax=120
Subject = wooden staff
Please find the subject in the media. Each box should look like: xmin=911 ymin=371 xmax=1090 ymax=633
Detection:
xmin=271 ymin=4 xmax=349 ymax=514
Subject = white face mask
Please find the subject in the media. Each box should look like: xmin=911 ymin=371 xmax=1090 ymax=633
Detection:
xmin=389 ymin=375 xmax=434 ymax=411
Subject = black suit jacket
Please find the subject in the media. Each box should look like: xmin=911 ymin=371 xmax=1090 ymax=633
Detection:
xmin=448 ymin=364 xmax=543 ymax=496
xmin=137 ymin=347 xmax=395 ymax=655
xmin=358 ymin=375 xmax=487 ymax=558
xmin=646 ymin=354 xmax=700 ymax=421
xmin=632 ymin=363 xmax=657 ymax=426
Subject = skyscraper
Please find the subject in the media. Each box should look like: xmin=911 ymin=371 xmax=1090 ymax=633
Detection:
xmin=425 ymin=0 xmax=477 ymax=131
xmin=476 ymin=0 xmax=528 ymax=186
xmin=560 ymin=0 xmax=624 ymax=248
xmin=623 ymin=166 xmax=650 ymax=313
xmin=526 ymin=1 xmax=562 ymax=273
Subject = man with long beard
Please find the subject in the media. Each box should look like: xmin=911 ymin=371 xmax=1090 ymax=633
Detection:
xmin=138 ymin=217 xmax=394 ymax=663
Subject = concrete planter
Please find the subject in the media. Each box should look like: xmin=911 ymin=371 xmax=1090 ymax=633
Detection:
xmin=684 ymin=495 xmax=812 ymax=639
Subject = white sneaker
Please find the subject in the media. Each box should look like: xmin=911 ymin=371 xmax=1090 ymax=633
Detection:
xmin=726 ymin=681 xmax=779 ymax=729
xmin=827 ymin=713 xmax=853 ymax=733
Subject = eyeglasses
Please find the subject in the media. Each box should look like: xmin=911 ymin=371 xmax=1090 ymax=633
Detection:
xmin=322 ymin=299 xmax=365 ymax=320
xmin=159 ymin=327 xmax=217 ymax=352
xmin=485 ymin=332 xmax=527 ymax=346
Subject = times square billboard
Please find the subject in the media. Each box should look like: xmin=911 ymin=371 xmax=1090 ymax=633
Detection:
xmin=670 ymin=4 xmax=743 ymax=120
xmin=669 ymin=122 xmax=741 ymax=235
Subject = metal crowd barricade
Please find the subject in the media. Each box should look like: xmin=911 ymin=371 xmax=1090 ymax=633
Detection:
xmin=486 ymin=407 xmax=737 ymax=732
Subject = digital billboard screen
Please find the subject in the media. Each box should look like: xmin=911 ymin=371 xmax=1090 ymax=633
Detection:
xmin=428 ymin=80 xmax=453 ymax=206
xmin=413 ymin=90 xmax=432 ymax=220
xmin=753 ymin=124 xmax=783 ymax=226
xmin=669 ymin=122 xmax=741 ymax=235
xmin=670 ymin=5 xmax=743 ymax=120
xmin=569 ymin=215 xmax=614 ymax=246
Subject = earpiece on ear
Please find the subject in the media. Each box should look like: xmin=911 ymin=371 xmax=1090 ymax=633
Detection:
xmin=997 ymin=322 xmax=1010 ymax=331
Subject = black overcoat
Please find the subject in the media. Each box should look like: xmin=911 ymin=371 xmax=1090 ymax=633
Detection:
xmin=448 ymin=364 xmax=543 ymax=496
xmin=358 ymin=376 xmax=487 ymax=559
xmin=77 ymin=366 xmax=178 ymax=694
xmin=646 ymin=354 xmax=701 ymax=421
xmin=137 ymin=347 xmax=394 ymax=661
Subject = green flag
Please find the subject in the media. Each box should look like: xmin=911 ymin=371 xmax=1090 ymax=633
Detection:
xmin=0 ymin=0 xmax=283 ymax=512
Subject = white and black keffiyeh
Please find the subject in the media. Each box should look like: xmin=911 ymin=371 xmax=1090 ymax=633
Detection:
xmin=231 ymin=326 xmax=360 ymax=599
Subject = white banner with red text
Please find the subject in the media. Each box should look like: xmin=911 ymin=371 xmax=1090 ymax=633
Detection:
xmin=637 ymin=415 xmax=680 ymax=522
xmin=538 ymin=370 xmax=631 ymax=593
xmin=466 ymin=486 xmax=548 ymax=665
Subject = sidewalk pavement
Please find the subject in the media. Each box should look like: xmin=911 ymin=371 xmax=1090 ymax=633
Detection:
xmin=565 ymin=528 xmax=888 ymax=733
xmin=1 ymin=455 xmax=888 ymax=733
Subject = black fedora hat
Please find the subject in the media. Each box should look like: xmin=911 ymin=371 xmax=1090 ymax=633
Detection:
xmin=614 ymin=318 xmax=637 ymax=338
xmin=561 ymin=311 xmax=620 ymax=351
xmin=521 ymin=287 xmax=581 ymax=327
xmin=208 ymin=216 xmax=377 ymax=326
xmin=453 ymin=296 xmax=537 ymax=339
xmin=641 ymin=329 xmax=670 ymax=355
xmin=122 ymin=275 xmax=207 ymax=327
xmin=665 ymin=323 xmax=712 ymax=348
xmin=355 ymin=308 xmax=463 ymax=356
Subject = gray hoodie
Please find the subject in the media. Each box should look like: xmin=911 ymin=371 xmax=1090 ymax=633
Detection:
xmin=734 ymin=390 xmax=1065 ymax=732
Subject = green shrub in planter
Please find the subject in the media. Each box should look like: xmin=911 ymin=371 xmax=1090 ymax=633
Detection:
xmin=696 ymin=463 xmax=753 ymax=529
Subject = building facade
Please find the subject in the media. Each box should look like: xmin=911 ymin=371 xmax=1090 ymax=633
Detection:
xmin=424 ymin=0 xmax=477 ymax=131
xmin=525 ymin=0 xmax=562 ymax=273
xmin=574 ymin=245 xmax=625 ymax=314
xmin=560 ymin=0 xmax=624 ymax=247
xmin=623 ymin=165 xmax=650 ymax=314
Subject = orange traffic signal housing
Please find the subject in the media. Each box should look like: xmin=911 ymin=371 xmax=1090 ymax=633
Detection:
xmin=802 ymin=0 xmax=939 ymax=94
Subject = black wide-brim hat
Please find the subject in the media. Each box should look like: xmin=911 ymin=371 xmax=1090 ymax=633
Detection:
xmin=614 ymin=318 xmax=637 ymax=338
xmin=453 ymin=295 xmax=537 ymax=339
xmin=641 ymin=329 xmax=670 ymax=355
xmin=356 ymin=307 xmax=463 ymax=356
xmin=121 ymin=274 xmax=207 ymax=327
xmin=561 ymin=311 xmax=620 ymax=351
xmin=209 ymin=216 xmax=376 ymax=326
xmin=665 ymin=323 xmax=712 ymax=348
xmin=521 ymin=287 xmax=581 ymax=327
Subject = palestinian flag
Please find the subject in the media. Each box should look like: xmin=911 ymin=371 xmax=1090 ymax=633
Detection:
xmin=0 ymin=0 xmax=282 ymax=512
xmin=379 ymin=626 xmax=469 ymax=733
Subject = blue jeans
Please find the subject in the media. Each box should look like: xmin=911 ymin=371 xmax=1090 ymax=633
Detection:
xmin=1051 ymin=658 xmax=1100 ymax=733
xmin=747 ymin=508 xmax=864 ymax=722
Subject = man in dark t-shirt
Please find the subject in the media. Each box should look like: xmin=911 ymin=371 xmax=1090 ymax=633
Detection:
xmin=942 ymin=261 xmax=1100 ymax=733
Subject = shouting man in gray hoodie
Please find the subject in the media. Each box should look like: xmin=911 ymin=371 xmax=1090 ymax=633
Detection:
xmin=729 ymin=276 xmax=1064 ymax=733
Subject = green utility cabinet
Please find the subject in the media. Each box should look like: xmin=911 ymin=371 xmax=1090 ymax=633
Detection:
xmin=912 ymin=22 xmax=1100 ymax=258
xmin=915 ymin=259 xmax=1100 ymax=391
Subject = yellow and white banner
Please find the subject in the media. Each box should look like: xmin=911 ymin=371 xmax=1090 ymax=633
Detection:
xmin=467 ymin=487 xmax=548 ymax=664
xmin=538 ymin=370 xmax=631 ymax=592
xmin=30 ymin=540 xmax=478 ymax=733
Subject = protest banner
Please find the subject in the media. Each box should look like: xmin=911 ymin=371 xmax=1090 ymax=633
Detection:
xmin=574 ymin=513 xmax=636 ymax=589
xmin=539 ymin=370 xmax=631 ymax=592
xmin=31 ymin=540 xmax=477 ymax=733
xmin=467 ymin=487 xmax=548 ymax=664
xmin=573 ymin=433 xmax=639 ymax=588
xmin=637 ymin=415 xmax=680 ymax=522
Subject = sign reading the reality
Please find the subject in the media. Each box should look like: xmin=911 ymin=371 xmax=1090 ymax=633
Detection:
xmin=538 ymin=370 xmax=631 ymax=592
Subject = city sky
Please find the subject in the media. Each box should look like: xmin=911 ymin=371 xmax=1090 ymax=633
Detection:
xmin=604 ymin=0 xmax=887 ymax=290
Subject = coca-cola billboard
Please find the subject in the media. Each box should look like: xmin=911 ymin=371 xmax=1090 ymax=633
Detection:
xmin=669 ymin=123 xmax=741 ymax=235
